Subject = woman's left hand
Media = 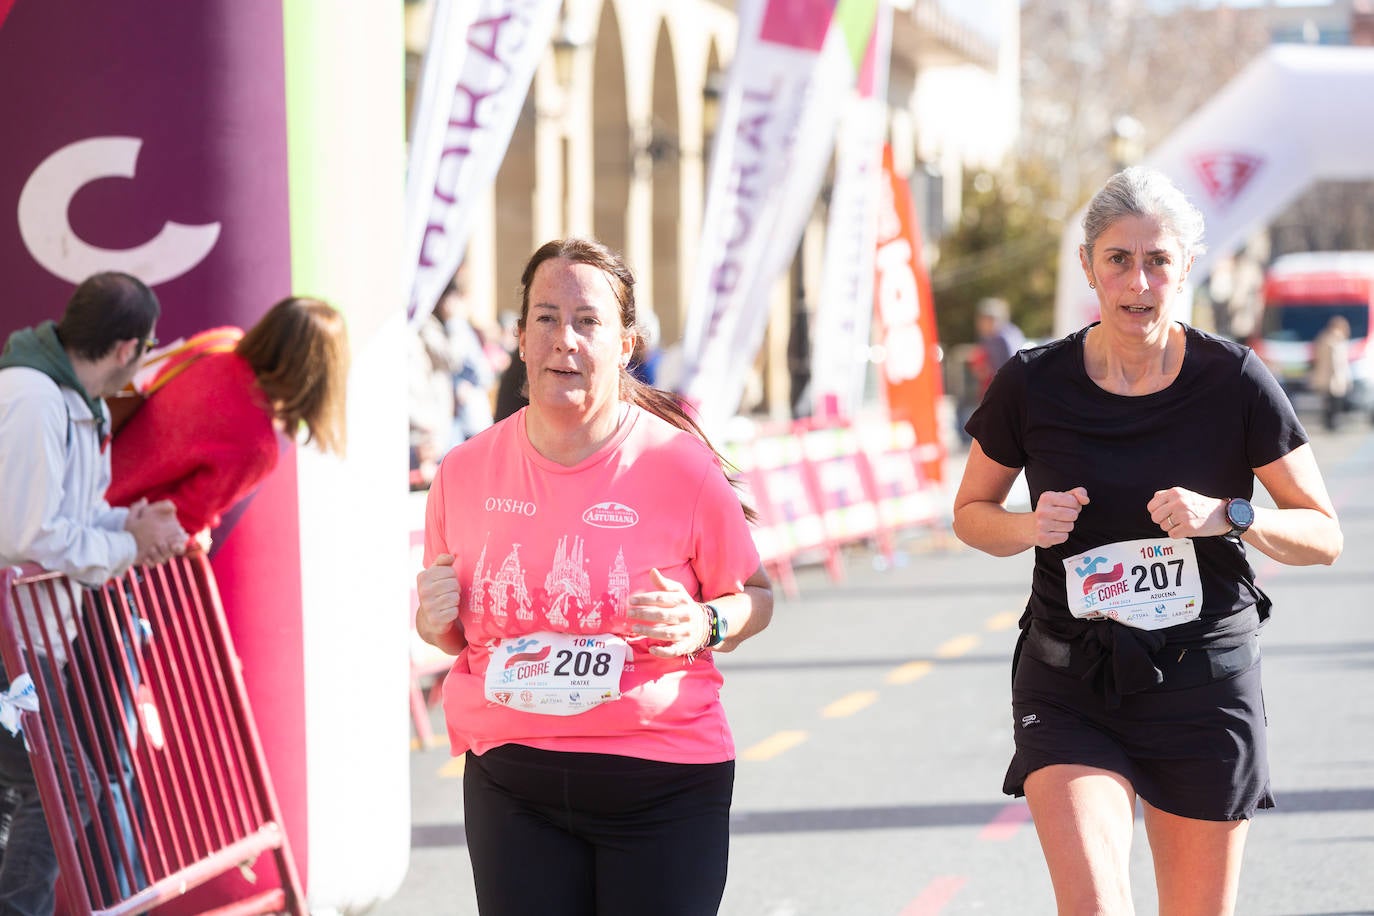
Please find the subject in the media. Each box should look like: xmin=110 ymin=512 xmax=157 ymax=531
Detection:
xmin=626 ymin=568 xmax=710 ymax=659
xmin=1148 ymin=487 xmax=1227 ymax=537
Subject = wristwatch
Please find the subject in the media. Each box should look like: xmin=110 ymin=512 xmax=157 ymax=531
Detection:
xmin=703 ymin=602 xmax=728 ymax=647
xmin=1225 ymin=497 xmax=1255 ymax=538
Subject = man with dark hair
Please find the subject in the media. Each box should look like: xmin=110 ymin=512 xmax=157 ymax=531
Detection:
xmin=55 ymin=272 xmax=162 ymax=363
xmin=0 ymin=271 xmax=185 ymax=915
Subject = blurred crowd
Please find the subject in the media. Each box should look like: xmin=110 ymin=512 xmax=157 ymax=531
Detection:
xmin=409 ymin=268 xmax=509 ymax=488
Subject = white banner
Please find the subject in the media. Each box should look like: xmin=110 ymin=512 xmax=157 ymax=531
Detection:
xmin=811 ymin=2 xmax=890 ymax=421
xmin=679 ymin=0 xmax=876 ymax=432
xmin=403 ymin=0 xmax=561 ymax=327
xmin=1054 ymin=45 xmax=1374 ymax=336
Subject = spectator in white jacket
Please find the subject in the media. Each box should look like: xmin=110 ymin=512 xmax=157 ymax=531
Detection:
xmin=0 ymin=271 xmax=185 ymax=916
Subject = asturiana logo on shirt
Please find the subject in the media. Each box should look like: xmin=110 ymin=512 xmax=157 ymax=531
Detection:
xmin=582 ymin=501 xmax=638 ymax=529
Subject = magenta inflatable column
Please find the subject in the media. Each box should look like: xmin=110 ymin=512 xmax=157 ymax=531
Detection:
xmin=0 ymin=1 xmax=409 ymax=911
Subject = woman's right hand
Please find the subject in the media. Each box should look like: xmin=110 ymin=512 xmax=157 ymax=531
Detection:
xmin=416 ymin=553 xmax=466 ymax=653
xmin=1033 ymin=487 xmax=1090 ymax=548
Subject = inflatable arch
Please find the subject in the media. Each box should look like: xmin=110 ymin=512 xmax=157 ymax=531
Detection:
xmin=1055 ymin=44 xmax=1374 ymax=336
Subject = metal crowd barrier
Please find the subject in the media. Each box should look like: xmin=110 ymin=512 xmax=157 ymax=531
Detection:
xmin=0 ymin=552 xmax=305 ymax=915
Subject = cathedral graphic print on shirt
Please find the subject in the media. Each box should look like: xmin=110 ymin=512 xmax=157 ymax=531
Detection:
xmin=467 ymin=535 xmax=633 ymax=632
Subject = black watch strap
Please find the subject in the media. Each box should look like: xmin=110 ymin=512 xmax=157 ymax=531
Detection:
xmin=703 ymin=603 xmax=725 ymax=647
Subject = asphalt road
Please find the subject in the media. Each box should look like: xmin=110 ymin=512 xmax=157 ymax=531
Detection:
xmin=372 ymin=419 xmax=1374 ymax=916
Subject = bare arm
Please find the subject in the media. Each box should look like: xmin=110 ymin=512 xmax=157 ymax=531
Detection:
xmin=1247 ymin=443 xmax=1342 ymax=564
xmin=1145 ymin=443 xmax=1341 ymax=567
xmin=952 ymin=441 xmax=1090 ymax=556
xmin=709 ymin=563 xmax=773 ymax=653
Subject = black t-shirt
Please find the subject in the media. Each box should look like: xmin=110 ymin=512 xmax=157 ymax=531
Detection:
xmin=966 ymin=323 xmax=1308 ymax=644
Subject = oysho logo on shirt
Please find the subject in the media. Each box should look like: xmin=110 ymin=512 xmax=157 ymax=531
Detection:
xmin=582 ymin=501 xmax=639 ymax=529
xmin=485 ymin=497 xmax=537 ymax=516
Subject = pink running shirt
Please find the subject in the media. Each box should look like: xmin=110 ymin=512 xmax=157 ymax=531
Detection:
xmin=424 ymin=405 xmax=760 ymax=764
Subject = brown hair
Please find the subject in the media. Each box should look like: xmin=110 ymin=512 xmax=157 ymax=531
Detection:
xmin=236 ymin=297 xmax=349 ymax=456
xmin=518 ymin=238 xmax=755 ymax=521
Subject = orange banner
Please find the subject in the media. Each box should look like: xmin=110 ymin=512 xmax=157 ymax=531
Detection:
xmin=873 ymin=144 xmax=945 ymax=483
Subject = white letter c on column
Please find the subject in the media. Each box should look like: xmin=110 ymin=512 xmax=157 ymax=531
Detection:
xmin=17 ymin=136 xmax=221 ymax=286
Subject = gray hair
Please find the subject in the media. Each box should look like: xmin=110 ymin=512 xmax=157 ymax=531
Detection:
xmin=976 ymin=297 xmax=1010 ymax=321
xmin=1081 ymin=167 xmax=1206 ymax=262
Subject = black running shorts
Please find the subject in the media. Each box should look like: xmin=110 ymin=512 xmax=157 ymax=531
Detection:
xmin=1004 ymin=648 xmax=1273 ymax=821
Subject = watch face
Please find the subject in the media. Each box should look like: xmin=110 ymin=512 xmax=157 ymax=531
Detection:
xmin=1228 ymin=499 xmax=1255 ymax=528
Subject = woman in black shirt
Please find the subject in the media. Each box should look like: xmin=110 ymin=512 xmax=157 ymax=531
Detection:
xmin=954 ymin=167 xmax=1343 ymax=915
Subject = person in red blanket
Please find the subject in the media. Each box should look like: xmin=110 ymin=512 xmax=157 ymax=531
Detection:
xmin=107 ymin=296 xmax=349 ymax=539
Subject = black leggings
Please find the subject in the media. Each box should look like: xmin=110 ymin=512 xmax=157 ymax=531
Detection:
xmin=463 ymin=744 xmax=734 ymax=916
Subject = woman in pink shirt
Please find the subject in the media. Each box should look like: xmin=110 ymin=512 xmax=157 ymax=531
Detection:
xmin=416 ymin=238 xmax=774 ymax=916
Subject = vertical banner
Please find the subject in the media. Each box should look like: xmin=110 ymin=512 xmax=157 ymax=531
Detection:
xmin=404 ymin=0 xmax=561 ymax=326
xmin=874 ymin=144 xmax=945 ymax=483
xmin=679 ymin=0 xmax=877 ymax=432
xmin=811 ymin=1 xmax=890 ymax=421
xmin=1 ymin=1 xmax=408 ymax=911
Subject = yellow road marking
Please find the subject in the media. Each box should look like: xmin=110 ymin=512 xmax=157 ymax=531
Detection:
xmin=885 ymin=660 xmax=933 ymax=685
xmin=821 ymin=690 xmax=878 ymax=718
xmin=741 ymin=730 xmax=808 ymax=761
xmin=936 ymin=634 xmax=980 ymax=657
xmin=438 ymin=756 xmax=466 ymax=779
xmin=985 ymin=611 xmax=1020 ymax=632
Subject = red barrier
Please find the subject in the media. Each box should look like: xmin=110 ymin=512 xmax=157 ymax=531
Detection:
xmin=724 ymin=419 xmax=947 ymax=593
xmin=720 ymin=440 xmax=800 ymax=599
xmin=854 ymin=420 xmax=945 ymax=536
xmin=798 ymin=425 xmax=894 ymax=563
xmin=0 ymin=556 xmax=305 ymax=916
xmin=744 ymin=433 xmax=844 ymax=583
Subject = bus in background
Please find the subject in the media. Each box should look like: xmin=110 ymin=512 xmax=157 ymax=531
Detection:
xmin=1252 ymin=251 xmax=1374 ymax=418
